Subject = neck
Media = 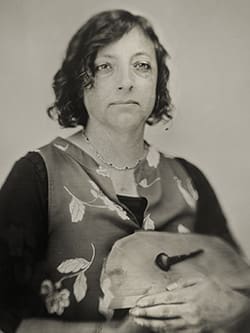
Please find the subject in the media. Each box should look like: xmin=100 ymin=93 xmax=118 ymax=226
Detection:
xmin=84 ymin=122 xmax=146 ymax=169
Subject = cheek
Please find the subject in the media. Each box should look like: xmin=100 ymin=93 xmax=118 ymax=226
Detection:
xmin=83 ymin=90 xmax=99 ymax=115
xmin=143 ymin=69 xmax=157 ymax=93
xmin=83 ymin=85 xmax=106 ymax=109
xmin=140 ymin=79 xmax=157 ymax=105
xmin=94 ymin=74 xmax=115 ymax=90
xmin=86 ymin=79 xmax=114 ymax=102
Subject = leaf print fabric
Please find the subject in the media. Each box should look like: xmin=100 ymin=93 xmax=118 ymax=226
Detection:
xmin=143 ymin=214 xmax=155 ymax=230
xmin=64 ymin=181 xmax=129 ymax=223
xmin=88 ymin=180 xmax=129 ymax=220
xmin=53 ymin=143 xmax=69 ymax=151
xmin=28 ymin=137 xmax=205 ymax=323
xmin=70 ymin=195 xmax=86 ymax=223
xmin=146 ymin=145 xmax=160 ymax=168
xmin=74 ymin=271 xmax=88 ymax=302
xmin=40 ymin=280 xmax=70 ymax=315
xmin=186 ymin=178 xmax=199 ymax=201
xmin=139 ymin=177 xmax=160 ymax=188
xmin=57 ymin=258 xmax=90 ymax=273
xmin=100 ymin=195 xmax=129 ymax=220
xmin=96 ymin=165 xmax=110 ymax=178
xmin=41 ymin=244 xmax=95 ymax=315
xmin=90 ymin=189 xmax=98 ymax=198
xmin=178 ymin=224 xmax=191 ymax=233
xmin=88 ymin=179 xmax=100 ymax=192
xmin=174 ymin=176 xmax=198 ymax=209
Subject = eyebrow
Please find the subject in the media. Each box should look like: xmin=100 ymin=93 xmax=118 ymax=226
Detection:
xmin=96 ymin=52 xmax=152 ymax=59
xmin=133 ymin=52 xmax=152 ymax=58
xmin=96 ymin=54 xmax=115 ymax=59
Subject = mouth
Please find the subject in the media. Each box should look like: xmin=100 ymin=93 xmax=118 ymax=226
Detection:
xmin=109 ymin=100 xmax=139 ymax=106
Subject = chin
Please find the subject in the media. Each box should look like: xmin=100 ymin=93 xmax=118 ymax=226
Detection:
xmin=106 ymin=107 xmax=149 ymax=130
xmin=113 ymin=116 xmax=147 ymax=131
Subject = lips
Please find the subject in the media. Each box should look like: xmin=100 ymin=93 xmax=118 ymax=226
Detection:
xmin=109 ymin=100 xmax=139 ymax=106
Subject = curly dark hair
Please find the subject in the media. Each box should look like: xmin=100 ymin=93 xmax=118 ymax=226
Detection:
xmin=47 ymin=9 xmax=173 ymax=127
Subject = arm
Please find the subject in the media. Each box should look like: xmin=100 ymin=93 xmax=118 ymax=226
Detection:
xmin=180 ymin=158 xmax=250 ymax=327
xmin=0 ymin=153 xmax=48 ymax=333
xmin=177 ymin=157 xmax=242 ymax=251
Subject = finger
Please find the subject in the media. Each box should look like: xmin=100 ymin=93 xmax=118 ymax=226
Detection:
xmin=166 ymin=276 xmax=204 ymax=291
xmin=130 ymin=303 xmax=190 ymax=319
xmin=132 ymin=303 xmax=204 ymax=328
xmin=136 ymin=276 xmax=204 ymax=307
xmin=133 ymin=317 xmax=187 ymax=332
xmin=136 ymin=289 xmax=190 ymax=307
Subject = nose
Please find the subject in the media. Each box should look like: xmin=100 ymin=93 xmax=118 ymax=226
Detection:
xmin=116 ymin=66 xmax=134 ymax=91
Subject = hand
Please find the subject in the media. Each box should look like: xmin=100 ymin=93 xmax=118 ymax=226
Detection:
xmin=129 ymin=276 xmax=250 ymax=333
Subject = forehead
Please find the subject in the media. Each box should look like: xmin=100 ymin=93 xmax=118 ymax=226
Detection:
xmin=96 ymin=27 xmax=156 ymax=59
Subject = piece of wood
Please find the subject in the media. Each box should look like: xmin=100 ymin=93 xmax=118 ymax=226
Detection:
xmin=100 ymin=231 xmax=250 ymax=309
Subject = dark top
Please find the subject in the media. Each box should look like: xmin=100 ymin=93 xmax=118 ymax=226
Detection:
xmin=117 ymin=195 xmax=147 ymax=227
xmin=0 ymin=152 xmax=240 ymax=333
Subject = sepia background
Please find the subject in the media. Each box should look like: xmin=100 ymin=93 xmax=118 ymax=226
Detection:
xmin=0 ymin=0 xmax=250 ymax=257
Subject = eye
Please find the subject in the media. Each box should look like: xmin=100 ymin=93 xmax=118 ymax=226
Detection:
xmin=134 ymin=61 xmax=152 ymax=72
xmin=95 ymin=63 xmax=112 ymax=74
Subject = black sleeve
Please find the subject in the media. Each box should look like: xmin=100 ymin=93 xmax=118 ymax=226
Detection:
xmin=177 ymin=158 xmax=241 ymax=252
xmin=0 ymin=152 xmax=48 ymax=333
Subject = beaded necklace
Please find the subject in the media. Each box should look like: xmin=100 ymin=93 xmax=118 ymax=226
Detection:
xmin=82 ymin=131 xmax=146 ymax=171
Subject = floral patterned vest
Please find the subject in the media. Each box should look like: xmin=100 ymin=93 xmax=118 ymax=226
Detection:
xmin=37 ymin=137 xmax=198 ymax=322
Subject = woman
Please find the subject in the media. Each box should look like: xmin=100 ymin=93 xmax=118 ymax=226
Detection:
xmin=0 ymin=9 xmax=249 ymax=333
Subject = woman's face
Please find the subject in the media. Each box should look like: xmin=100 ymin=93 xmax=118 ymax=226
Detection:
xmin=83 ymin=27 xmax=158 ymax=132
